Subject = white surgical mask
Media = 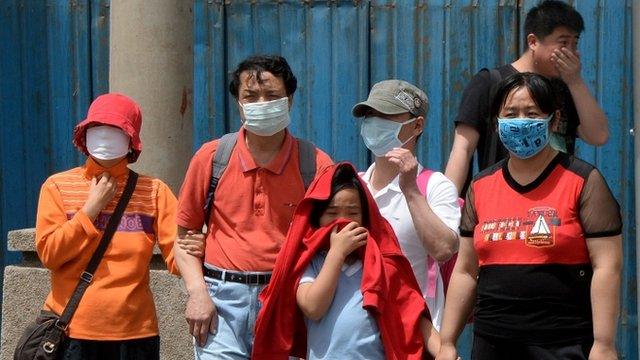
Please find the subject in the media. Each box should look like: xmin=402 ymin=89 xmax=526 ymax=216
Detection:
xmin=360 ymin=116 xmax=416 ymax=157
xmin=241 ymin=97 xmax=290 ymax=136
xmin=86 ymin=126 xmax=130 ymax=160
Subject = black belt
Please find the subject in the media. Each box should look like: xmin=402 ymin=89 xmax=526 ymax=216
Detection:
xmin=202 ymin=267 xmax=271 ymax=285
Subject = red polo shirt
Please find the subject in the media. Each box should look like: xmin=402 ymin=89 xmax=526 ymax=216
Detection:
xmin=177 ymin=128 xmax=332 ymax=271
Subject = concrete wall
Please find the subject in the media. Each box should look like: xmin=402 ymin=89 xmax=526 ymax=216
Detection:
xmin=109 ymin=0 xmax=194 ymax=193
xmin=1 ymin=229 xmax=191 ymax=359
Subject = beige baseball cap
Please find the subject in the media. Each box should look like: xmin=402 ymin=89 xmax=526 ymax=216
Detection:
xmin=352 ymin=79 xmax=429 ymax=118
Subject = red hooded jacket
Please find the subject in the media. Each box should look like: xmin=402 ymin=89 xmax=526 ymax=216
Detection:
xmin=252 ymin=163 xmax=429 ymax=359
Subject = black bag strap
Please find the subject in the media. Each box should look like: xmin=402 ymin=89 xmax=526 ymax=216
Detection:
xmin=484 ymin=67 xmax=503 ymax=167
xmin=55 ymin=170 xmax=139 ymax=330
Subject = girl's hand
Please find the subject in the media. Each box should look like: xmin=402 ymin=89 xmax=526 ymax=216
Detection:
xmin=328 ymin=222 xmax=368 ymax=261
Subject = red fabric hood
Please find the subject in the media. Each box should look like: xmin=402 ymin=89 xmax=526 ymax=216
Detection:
xmin=252 ymin=162 xmax=429 ymax=359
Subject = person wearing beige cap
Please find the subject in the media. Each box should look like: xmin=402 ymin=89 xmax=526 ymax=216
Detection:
xmin=353 ymin=80 xmax=460 ymax=331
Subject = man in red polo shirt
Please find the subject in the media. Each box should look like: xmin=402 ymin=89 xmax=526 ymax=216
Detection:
xmin=174 ymin=55 xmax=332 ymax=359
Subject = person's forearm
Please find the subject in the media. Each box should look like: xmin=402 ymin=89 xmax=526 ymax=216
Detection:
xmin=567 ymin=79 xmax=609 ymax=145
xmin=36 ymin=210 xmax=101 ymax=271
xmin=444 ymin=148 xmax=472 ymax=195
xmin=439 ymin=270 xmax=477 ymax=347
xmin=421 ymin=316 xmax=441 ymax=357
xmin=445 ymin=124 xmax=480 ymax=194
xmin=591 ymin=265 xmax=620 ymax=347
xmin=298 ymin=251 xmax=344 ymax=321
xmin=175 ymin=226 xmax=206 ymax=295
xmin=405 ymin=190 xmax=458 ymax=261
xmin=156 ymin=184 xmax=180 ymax=275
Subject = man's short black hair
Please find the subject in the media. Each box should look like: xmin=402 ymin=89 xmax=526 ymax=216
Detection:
xmin=524 ymin=1 xmax=585 ymax=41
xmin=229 ymin=55 xmax=297 ymax=98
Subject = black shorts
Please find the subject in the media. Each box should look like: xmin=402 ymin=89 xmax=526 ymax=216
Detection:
xmin=60 ymin=335 xmax=160 ymax=360
xmin=471 ymin=333 xmax=592 ymax=360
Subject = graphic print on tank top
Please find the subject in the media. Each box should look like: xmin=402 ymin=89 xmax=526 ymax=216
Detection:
xmin=479 ymin=206 xmax=560 ymax=248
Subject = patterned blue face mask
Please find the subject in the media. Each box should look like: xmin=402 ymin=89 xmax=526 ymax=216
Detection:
xmin=497 ymin=114 xmax=553 ymax=159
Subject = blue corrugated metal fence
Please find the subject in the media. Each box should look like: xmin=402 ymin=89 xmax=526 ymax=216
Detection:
xmin=0 ymin=0 xmax=110 ymax=336
xmin=193 ymin=0 xmax=636 ymax=358
xmin=0 ymin=0 xmax=634 ymax=357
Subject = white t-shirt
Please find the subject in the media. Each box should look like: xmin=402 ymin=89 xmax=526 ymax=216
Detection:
xmin=360 ymin=163 xmax=460 ymax=330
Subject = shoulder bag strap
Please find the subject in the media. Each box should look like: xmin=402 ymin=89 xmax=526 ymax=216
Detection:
xmin=56 ymin=170 xmax=139 ymax=329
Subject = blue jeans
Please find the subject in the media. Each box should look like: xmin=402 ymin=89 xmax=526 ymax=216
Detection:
xmin=195 ymin=266 xmax=268 ymax=360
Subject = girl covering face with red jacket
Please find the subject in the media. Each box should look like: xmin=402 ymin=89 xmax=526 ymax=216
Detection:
xmin=253 ymin=162 xmax=440 ymax=360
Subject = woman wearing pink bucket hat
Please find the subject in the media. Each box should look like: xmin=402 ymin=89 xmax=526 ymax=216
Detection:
xmin=30 ymin=93 xmax=178 ymax=359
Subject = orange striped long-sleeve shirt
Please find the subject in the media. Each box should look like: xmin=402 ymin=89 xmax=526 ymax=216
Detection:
xmin=35 ymin=157 xmax=178 ymax=340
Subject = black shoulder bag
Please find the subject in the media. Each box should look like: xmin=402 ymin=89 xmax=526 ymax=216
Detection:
xmin=14 ymin=171 xmax=138 ymax=360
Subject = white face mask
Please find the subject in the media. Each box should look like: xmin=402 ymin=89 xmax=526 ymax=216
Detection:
xmin=360 ymin=116 xmax=416 ymax=157
xmin=86 ymin=126 xmax=130 ymax=161
xmin=241 ymin=97 xmax=290 ymax=136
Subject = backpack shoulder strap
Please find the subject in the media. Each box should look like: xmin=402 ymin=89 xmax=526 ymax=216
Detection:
xmin=475 ymin=67 xmax=504 ymax=116
xmin=204 ymin=132 xmax=238 ymax=220
xmin=479 ymin=67 xmax=502 ymax=88
xmin=487 ymin=68 xmax=503 ymax=102
xmin=419 ymin=168 xmax=464 ymax=300
xmin=297 ymin=138 xmax=316 ymax=190
xmin=213 ymin=132 xmax=238 ymax=179
xmin=483 ymin=67 xmax=504 ymax=168
xmin=416 ymin=168 xmax=434 ymax=197
xmin=477 ymin=67 xmax=503 ymax=109
xmin=419 ymin=168 xmax=439 ymax=300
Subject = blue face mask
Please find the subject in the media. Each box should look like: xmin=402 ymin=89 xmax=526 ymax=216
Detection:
xmin=360 ymin=116 xmax=416 ymax=157
xmin=497 ymin=114 xmax=553 ymax=159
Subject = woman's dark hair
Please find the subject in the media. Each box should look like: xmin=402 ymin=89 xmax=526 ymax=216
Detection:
xmin=489 ymin=72 xmax=559 ymax=125
xmin=524 ymin=0 xmax=584 ymax=42
xmin=229 ymin=55 xmax=298 ymax=98
xmin=310 ymin=165 xmax=369 ymax=228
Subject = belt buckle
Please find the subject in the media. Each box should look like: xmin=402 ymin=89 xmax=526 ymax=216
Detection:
xmin=251 ymin=274 xmax=270 ymax=285
xmin=247 ymin=274 xmax=260 ymax=285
